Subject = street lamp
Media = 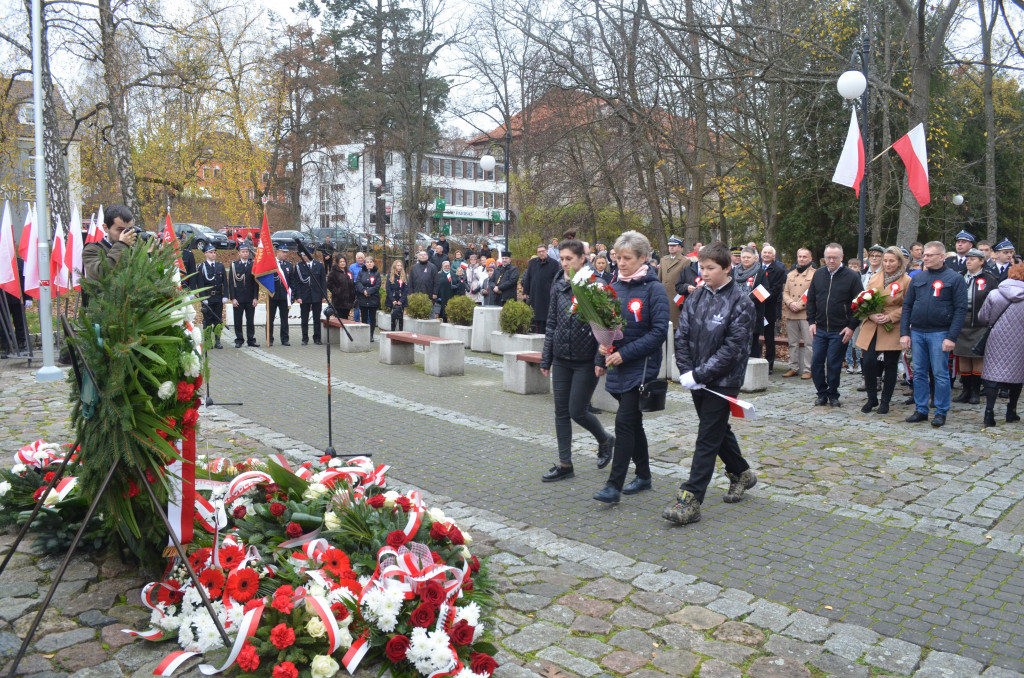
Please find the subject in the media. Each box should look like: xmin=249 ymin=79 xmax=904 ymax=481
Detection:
xmin=479 ymin=127 xmax=512 ymax=252
xmin=837 ymin=33 xmax=870 ymax=263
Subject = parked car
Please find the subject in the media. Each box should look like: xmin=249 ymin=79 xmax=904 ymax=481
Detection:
xmin=310 ymin=227 xmax=360 ymax=251
xmin=220 ymin=226 xmax=261 ymax=248
xmin=269 ymin=230 xmax=314 ymax=250
xmin=173 ymin=223 xmax=233 ymax=250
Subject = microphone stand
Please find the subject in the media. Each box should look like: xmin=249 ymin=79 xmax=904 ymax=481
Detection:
xmin=200 ymin=300 xmax=242 ymax=408
xmin=294 ymin=238 xmax=364 ymax=459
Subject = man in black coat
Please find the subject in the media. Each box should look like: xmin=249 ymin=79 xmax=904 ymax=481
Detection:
xmin=268 ymin=244 xmax=293 ymax=346
xmin=520 ymin=245 xmax=559 ymax=332
xmin=759 ymin=244 xmax=787 ymax=372
xmin=227 ymin=243 xmax=259 ymax=348
xmin=806 ymin=242 xmax=863 ymax=407
xmin=492 ymin=252 xmax=520 ymax=306
xmin=292 ymin=250 xmax=327 ymax=345
xmin=409 ymin=250 xmax=438 ymax=298
xmin=180 ymin=234 xmax=198 ymax=290
xmin=196 ymin=245 xmax=226 ymax=349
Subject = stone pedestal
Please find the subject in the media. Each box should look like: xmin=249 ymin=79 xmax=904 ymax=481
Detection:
xmin=503 ymin=353 xmax=550 ymax=395
xmin=490 ymin=332 xmax=544 ymax=356
xmin=410 ymin=318 xmax=441 ymax=337
xmin=592 ymin=375 xmax=620 ymax=412
xmin=337 ymin=322 xmax=371 ymax=352
xmin=440 ymin=323 xmax=473 ymax=345
xmin=424 ymin=340 xmax=465 ymax=377
xmin=227 ymin=302 xmax=301 ymax=328
xmin=659 ymin=325 xmax=681 ymax=381
xmin=379 ymin=332 xmax=414 ymax=365
xmin=470 ymin=306 xmax=502 ymax=352
xmin=377 ymin=310 xmax=391 ymax=330
xmin=741 ymin=358 xmax=769 ymax=392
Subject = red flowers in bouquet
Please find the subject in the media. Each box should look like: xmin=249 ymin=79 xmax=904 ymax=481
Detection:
xmin=568 ymin=266 xmax=624 ymax=348
xmin=285 ymin=522 xmax=303 ymax=538
xmin=218 ymin=544 xmax=243 ymax=569
xmin=470 ymin=651 xmax=498 ymax=676
xmin=386 ymin=634 xmax=411 ymax=662
xmin=272 ymin=662 xmax=298 ymax=678
xmin=429 ymin=522 xmax=450 ymax=540
xmin=322 ymin=548 xmax=351 ymax=577
xmin=410 ymin=603 xmax=436 ymax=628
xmin=451 ymin=619 xmax=475 ymax=645
xmin=225 ymin=567 xmax=259 ymax=602
xmin=270 ymin=623 xmax=296 ymax=649
xmin=367 ymin=494 xmax=386 ymax=508
xmin=176 ymin=381 xmax=195 ymax=402
xmin=386 ymin=530 xmax=407 ymax=548
xmin=198 ymin=568 xmax=225 ymax=598
xmin=851 ymin=288 xmax=893 ymax=331
xmin=269 ymin=502 xmax=286 ymax=517
xmin=237 ymin=643 xmax=260 ymax=672
xmin=419 ymin=579 xmax=446 ymax=607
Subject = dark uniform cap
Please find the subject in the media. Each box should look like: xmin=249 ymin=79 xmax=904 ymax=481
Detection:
xmin=994 ymin=238 xmax=1014 ymax=252
xmin=204 ymin=244 xmax=216 ymax=253
xmin=667 ymin=236 xmax=684 ymax=246
xmin=238 ymin=243 xmax=250 ymax=251
xmin=954 ymin=230 xmax=976 ymax=244
xmin=868 ymin=244 xmax=885 ymax=253
xmin=277 ymin=243 xmax=289 ymax=252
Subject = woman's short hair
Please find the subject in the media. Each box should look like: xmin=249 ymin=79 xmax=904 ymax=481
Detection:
xmin=612 ymin=231 xmax=651 ymax=260
xmin=1008 ymin=263 xmax=1024 ymax=281
xmin=698 ymin=242 xmax=731 ymax=269
xmin=740 ymin=246 xmax=757 ymax=257
xmin=558 ymin=239 xmax=585 ymax=257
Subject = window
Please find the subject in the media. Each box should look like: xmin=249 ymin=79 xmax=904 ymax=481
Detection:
xmin=483 ymin=169 xmax=494 ymax=181
xmin=477 ymin=191 xmax=485 ymax=207
xmin=320 ymin=184 xmax=330 ymax=216
xmin=445 ymin=188 xmax=453 ymax=204
xmin=320 ymin=215 xmax=330 ymax=228
xmin=455 ymin=190 xmax=464 ymax=207
xmin=433 ymin=158 xmax=442 ymax=175
xmin=496 ymin=166 xmax=505 ymax=182
xmin=213 ymin=167 xmax=221 ymax=179
xmin=466 ymin=191 xmax=475 ymax=208
xmin=483 ymin=193 xmax=492 ymax=209
xmin=455 ymin=161 xmax=463 ymax=179
xmin=421 ymin=157 xmax=430 ymax=174
xmin=444 ymin=159 xmax=453 ymax=177
xmin=17 ymin=104 xmax=33 ymax=125
xmin=495 ymin=193 xmax=505 ymax=209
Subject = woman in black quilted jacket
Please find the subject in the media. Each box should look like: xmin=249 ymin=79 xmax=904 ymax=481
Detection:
xmin=539 ymin=239 xmax=615 ymax=483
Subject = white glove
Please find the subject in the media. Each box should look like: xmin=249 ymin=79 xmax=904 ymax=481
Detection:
xmin=680 ymin=371 xmax=704 ymax=390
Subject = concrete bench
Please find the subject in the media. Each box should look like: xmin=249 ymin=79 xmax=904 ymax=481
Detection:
xmin=503 ymin=351 xmax=550 ymax=395
xmin=380 ymin=332 xmax=464 ymax=376
xmin=741 ymin=357 xmax=769 ymax=392
xmin=322 ymin=317 xmax=371 ymax=352
xmin=774 ymin=336 xmax=805 ymax=347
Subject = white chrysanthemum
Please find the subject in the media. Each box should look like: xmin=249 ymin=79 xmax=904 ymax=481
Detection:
xmin=328 ymin=457 xmax=344 ymax=468
xmin=303 ymin=482 xmax=329 ymax=501
xmin=177 ymin=619 xmax=197 ymax=652
xmin=190 ymin=326 xmax=204 ymax=348
xmin=427 ymin=507 xmax=446 ymax=523
xmin=184 ymin=303 xmax=197 ymax=323
xmin=39 ymin=442 xmax=59 ymax=451
xmin=0 ymin=481 xmax=11 ymax=497
xmin=454 ymin=601 xmax=481 ymax=627
xmin=473 ymin=622 xmax=485 ymax=642
xmin=156 ymin=609 xmax=182 ymax=632
xmin=182 ymin=352 xmax=201 ymax=379
xmin=223 ymin=600 xmax=244 ymax=629
xmin=323 ymin=511 xmax=341 ymax=531
xmin=408 ymin=629 xmax=454 ymax=675
xmin=193 ymin=611 xmax=225 ymax=653
xmin=182 ymin=585 xmax=207 ymax=611
xmin=358 ymin=574 xmax=371 ymax=587
xmin=11 ymin=464 xmax=26 ymax=475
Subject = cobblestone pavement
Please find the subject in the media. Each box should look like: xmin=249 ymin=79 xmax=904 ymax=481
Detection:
xmin=0 ymin=336 xmax=1022 ymax=677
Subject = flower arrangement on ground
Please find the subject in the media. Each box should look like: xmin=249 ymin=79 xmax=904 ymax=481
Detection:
xmin=568 ymin=266 xmax=623 ymax=348
xmin=851 ymin=288 xmax=893 ymax=331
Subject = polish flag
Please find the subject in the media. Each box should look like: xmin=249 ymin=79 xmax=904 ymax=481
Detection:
xmin=65 ymin=203 xmax=83 ymax=290
xmin=162 ymin=213 xmax=185 ymax=273
xmin=832 ymin=109 xmax=864 ymax=197
xmin=50 ymin=215 xmax=68 ymax=294
xmin=752 ymin=284 xmax=771 ymax=303
xmin=705 ymin=388 xmax=758 ymax=420
xmin=893 ymin=123 xmax=930 ymax=206
xmin=20 ymin=206 xmax=40 ymax=299
xmin=86 ymin=205 xmax=106 ymax=243
xmin=0 ymin=201 xmax=21 ymax=298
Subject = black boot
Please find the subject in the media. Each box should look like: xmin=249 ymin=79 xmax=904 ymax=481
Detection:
xmin=1008 ymin=384 xmax=1022 ymax=423
xmin=984 ymin=408 xmax=997 ymax=428
xmin=861 ymin=393 xmax=878 ymax=413
xmin=983 ymin=381 xmax=999 ymax=427
xmin=968 ymin=375 xmax=981 ymax=405
xmin=953 ymin=377 xmax=971 ymax=403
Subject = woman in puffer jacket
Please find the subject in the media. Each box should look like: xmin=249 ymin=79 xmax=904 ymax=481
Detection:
xmin=539 ymin=239 xmax=615 ymax=483
xmin=593 ymin=231 xmax=669 ymax=504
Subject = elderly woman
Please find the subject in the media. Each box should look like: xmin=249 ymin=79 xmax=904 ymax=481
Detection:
xmin=733 ymin=246 xmax=767 ymax=358
xmin=980 ymin=263 xmax=1024 ymax=427
xmin=326 ymin=254 xmax=355 ymax=321
xmin=952 ymin=249 xmax=999 ymax=405
xmin=593 ymin=231 xmax=669 ymax=504
xmin=855 ymin=247 xmax=911 ymax=414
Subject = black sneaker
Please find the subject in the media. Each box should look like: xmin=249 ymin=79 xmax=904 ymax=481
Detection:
xmin=622 ymin=476 xmax=652 ymax=495
xmin=281 ymin=341 xmax=291 ymax=346
xmin=314 ymin=339 xmax=323 ymax=345
xmin=906 ymin=411 xmax=929 ymax=423
xmin=234 ymin=341 xmax=243 ymax=348
xmin=248 ymin=342 xmax=260 ymax=348
xmin=814 ymin=396 xmax=828 ymax=406
xmin=931 ymin=414 xmax=946 ymax=427
xmin=597 ymin=435 xmax=614 ymax=469
xmin=542 ymin=465 xmax=574 ymax=482
xmin=829 ymin=398 xmax=841 ymax=408
xmin=302 ymin=339 xmax=309 ymax=345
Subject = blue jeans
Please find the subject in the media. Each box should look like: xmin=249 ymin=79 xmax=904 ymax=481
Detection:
xmin=352 ymin=306 xmax=361 ymax=322
xmin=912 ymin=331 xmax=952 ymax=416
xmin=811 ymin=330 xmax=846 ymax=399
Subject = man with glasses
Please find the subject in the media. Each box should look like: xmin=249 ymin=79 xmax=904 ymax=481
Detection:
xmin=805 ymin=243 xmax=863 ymax=407
xmin=900 ymin=241 xmax=968 ymax=427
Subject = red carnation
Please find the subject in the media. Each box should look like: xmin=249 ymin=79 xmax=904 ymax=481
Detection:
xmin=165 ymin=417 xmax=177 ymax=429
xmin=331 ymin=602 xmax=349 ymax=621
xmin=410 ymin=603 xmax=436 ymax=628
xmin=337 ymin=578 xmax=362 ymax=597
xmin=243 ymin=598 xmax=263 ymax=613
xmin=146 ymin=468 xmax=158 ymax=483
xmin=236 ymin=642 xmax=260 ymax=672
xmin=272 ymin=662 xmax=298 ymax=678
xmin=285 ymin=522 xmax=303 ymax=538
xmin=470 ymin=652 xmax=498 ymax=676
xmin=269 ymin=502 xmax=286 ymax=517
xmin=451 ymin=619 xmax=475 ymax=645
xmin=420 ymin=579 xmax=445 ymax=607
xmin=320 ymin=455 xmax=332 ymax=464
xmin=127 ymin=481 xmax=140 ymax=498
xmin=367 ymin=494 xmax=386 ymax=508
xmin=176 ymin=381 xmax=194 ymax=402
xmin=429 ymin=522 xmax=450 ymax=541
xmin=182 ymin=408 xmax=199 ymax=428
xmin=33 ymin=486 xmax=45 ymax=501
xmin=225 ymin=567 xmax=260 ymax=602
xmin=193 ymin=375 xmax=203 ymax=391
xmin=448 ymin=526 xmax=465 ymax=545
xmin=385 ymin=634 xmax=411 ymax=662
xmin=386 ymin=530 xmax=407 ymax=548
xmin=272 ymin=592 xmax=294 ymax=614
xmin=218 ymin=544 xmax=244 ymax=569
xmin=199 ymin=568 xmax=225 ymax=598
xmin=463 ymin=575 xmax=475 ymax=593
xmin=395 ymin=496 xmax=412 ymax=512
xmin=232 ymin=505 xmax=247 ymax=519
xmin=270 ymin=623 xmax=296 ymax=650
xmin=43 ymin=471 xmax=55 ymax=483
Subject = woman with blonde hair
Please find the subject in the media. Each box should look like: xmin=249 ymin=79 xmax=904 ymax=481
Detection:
xmin=386 ymin=259 xmax=408 ymax=331
xmin=855 ymin=246 xmax=910 ymax=414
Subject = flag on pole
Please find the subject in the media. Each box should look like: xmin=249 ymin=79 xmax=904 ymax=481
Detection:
xmin=252 ymin=212 xmax=277 ymax=294
xmin=86 ymin=205 xmax=106 ymax=243
xmin=0 ymin=201 xmax=21 ymax=299
xmin=50 ymin=215 xmax=68 ymax=294
xmin=66 ymin=203 xmax=83 ymax=290
xmin=704 ymin=388 xmax=758 ymax=420
xmin=832 ymin=109 xmax=864 ymax=197
xmin=893 ymin=123 xmax=930 ymax=206
xmin=20 ymin=206 xmax=40 ymax=299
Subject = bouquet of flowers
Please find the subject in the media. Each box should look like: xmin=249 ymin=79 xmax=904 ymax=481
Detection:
xmin=567 ymin=267 xmax=623 ymax=348
xmin=851 ymin=288 xmax=892 ymax=331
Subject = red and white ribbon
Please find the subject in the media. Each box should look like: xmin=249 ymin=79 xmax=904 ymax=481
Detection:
xmin=304 ymin=595 xmax=344 ymax=653
xmin=627 ymin=298 xmax=643 ymax=322
xmin=154 ymin=650 xmax=199 ymax=676
xmin=15 ymin=440 xmax=60 ymax=468
xmin=890 ymin=282 xmax=901 ymax=295
xmin=122 ymin=627 xmax=164 ymax=641
xmin=932 ymin=280 xmax=944 ymax=297
xmin=279 ymin=526 xmax=323 ymax=550
xmin=977 ymin=278 xmax=986 ymax=291
xmin=342 ymin=633 xmax=370 ymax=674
xmin=196 ymin=603 xmax=264 ymax=675
xmin=225 ymin=471 xmax=272 ymax=503
xmin=54 ymin=477 xmax=77 ymax=501
xmin=402 ymin=491 xmax=425 ymax=540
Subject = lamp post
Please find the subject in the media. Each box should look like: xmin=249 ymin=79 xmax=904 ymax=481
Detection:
xmin=479 ymin=127 xmax=512 ymax=252
xmin=837 ymin=33 xmax=870 ymax=263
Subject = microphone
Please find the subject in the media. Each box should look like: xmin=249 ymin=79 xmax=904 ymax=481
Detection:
xmin=293 ymin=237 xmax=315 ymax=261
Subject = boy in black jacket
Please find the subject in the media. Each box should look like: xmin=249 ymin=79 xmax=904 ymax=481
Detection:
xmin=664 ymin=242 xmax=757 ymax=526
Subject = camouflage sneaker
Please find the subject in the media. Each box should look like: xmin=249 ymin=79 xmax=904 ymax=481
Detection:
xmin=724 ymin=469 xmax=758 ymax=504
xmin=662 ymin=490 xmax=701 ymax=525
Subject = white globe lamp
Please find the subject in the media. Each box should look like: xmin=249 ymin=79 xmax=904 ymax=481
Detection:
xmin=479 ymin=154 xmax=496 ymax=172
xmin=837 ymin=70 xmax=867 ymax=100
xmin=952 ymin=194 xmax=964 ymax=206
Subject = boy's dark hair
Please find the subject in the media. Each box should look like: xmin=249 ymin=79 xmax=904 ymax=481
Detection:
xmin=104 ymin=204 xmax=134 ymax=228
xmin=698 ymin=241 xmax=731 ymax=269
xmin=558 ymin=239 xmax=585 ymax=257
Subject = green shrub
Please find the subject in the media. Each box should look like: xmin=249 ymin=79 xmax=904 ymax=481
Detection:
xmin=406 ymin=292 xmax=433 ymax=319
xmin=379 ymin=283 xmax=388 ymax=307
xmin=499 ymin=300 xmax=534 ymax=334
xmin=446 ymin=295 xmax=476 ymax=326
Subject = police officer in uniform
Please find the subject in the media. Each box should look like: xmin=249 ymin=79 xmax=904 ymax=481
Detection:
xmin=292 ymin=249 xmax=328 ymax=345
xmin=228 ymin=243 xmax=259 ymax=348
xmin=197 ymin=245 xmax=226 ymax=349
xmin=992 ymin=239 xmax=1015 ymax=281
xmin=268 ymin=244 xmax=293 ymax=346
xmin=180 ymin=233 xmax=198 ymax=290
xmin=944 ymin=230 xmax=975 ymax=274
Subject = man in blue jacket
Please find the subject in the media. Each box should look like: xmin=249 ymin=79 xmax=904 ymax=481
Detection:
xmin=900 ymin=241 xmax=969 ymax=427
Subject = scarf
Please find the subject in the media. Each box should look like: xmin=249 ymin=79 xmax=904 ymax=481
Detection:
xmin=882 ymin=269 xmax=904 ymax=288
xmin=617 ymin=264 xmax=649 ymax=282
xmin=734 ymin=263 xmax=759 ymax=285
xmin=796 ymin=263 xmax=811 ymax=274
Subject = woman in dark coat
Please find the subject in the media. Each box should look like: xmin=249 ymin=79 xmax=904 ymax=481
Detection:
xmin=732 ymin=246 xmax=767 ymax=358
xmin=386 ymin=260 xmax=409 ymax=331
xmin=979 ymin=263 xmax=1024 ymax=426
xmin=593 ymin=231 xmax=669 ymax=505
xmin=539 ymin=239 xmax=615 ymax=483
xmin=355 ymin=255 xmax=383 ymax=340
xmin=327 ymin=255 xmax=356 ymax=321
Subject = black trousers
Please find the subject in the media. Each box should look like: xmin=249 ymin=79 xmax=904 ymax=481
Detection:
xmin=762 ymin=320 xmax=777 ymax=368
xmin=606 ymin=387 xmax=650 ymax=491
xmin=391 ymin=306 xmax=404 ymax=331
xmin=551 ymin=359 xmax=608 ymax=465
xmin=268 ymin=299 xmax=289 ymax=341
xmin=203 ymin=300 xmax=223 ymax=344
xmin=360 ymin=306 xmax=377 ymax=336
xmin=862 ymin=335 xmax=899 ymax=402
xmin=232 ymin=303 xmax=256 ymax=344
xmin=1 ymin=292 xmax=26 ymax=351
xmin=300 ymin=302 xmax=322 ymax=342
xmin=680 ymin=387 xmax=750 ymax=503
xmin=749 ymin=331 xmax=762 ymax=359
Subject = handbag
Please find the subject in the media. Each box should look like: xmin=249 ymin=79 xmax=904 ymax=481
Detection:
xmin=638 ymin=356 xmax=668 ymax=412
xmin=972 ymin=328 xmax=991 ymax=356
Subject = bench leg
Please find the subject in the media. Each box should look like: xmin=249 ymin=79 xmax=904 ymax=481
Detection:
xmin=424 ymin=341 xmax=464 ymax=376
xmin=503 ymin=353 xmax=550 ymax=394
xmin=379 ymin=333 xmax=415 ymax=365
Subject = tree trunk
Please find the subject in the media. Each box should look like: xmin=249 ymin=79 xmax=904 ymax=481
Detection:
xmin=980 ymin=0 xmax=998 ymax=241
xmin=683 ymin=0 xmax=708 ymax=248
xmin=97 ymin=0 xmax=145 ymax=230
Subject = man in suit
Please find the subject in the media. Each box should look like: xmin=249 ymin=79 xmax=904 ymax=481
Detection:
xmin=292 ymin=249 xmax=327 ymax=345
xmin=268 ymin=244 xmax=293 ymax=346
xmin=760 ymin=244 xmax=787 ymax=373
xmin=658 ymin=236 xmax=688 ymax=328
xmin=491 ymin=251 xmax=520 ymax=305
xmin=197 ymin=245 xmax=226 ymax=349
xmin=993 ymin=239 xmax=1015 ymax=281
xmin=227 ymin=243 xmax=259 ymax=348
xmin=944 ymin=230 xmax=975 ymax=273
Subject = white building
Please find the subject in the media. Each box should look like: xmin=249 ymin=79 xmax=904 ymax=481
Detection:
xmin=300 ymin=143 xmax=508 ymax=243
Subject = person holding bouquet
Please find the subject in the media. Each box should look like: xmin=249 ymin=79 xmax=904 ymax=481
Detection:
xmin=854 ymin=246 xmax=911 ymax=414
xmin=592 ymin=231 xmax=669 ymax=504
xmin=539 ymin=239 xmax=616 ymax=482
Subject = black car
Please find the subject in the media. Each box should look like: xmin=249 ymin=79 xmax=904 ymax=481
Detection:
xmin=310 ymin=227 xmax=360 ymax=251
xmin=173 ymin=223 xmax=233 ymax=250
xmin=269 ymin=230 xmax=314 ymax=250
